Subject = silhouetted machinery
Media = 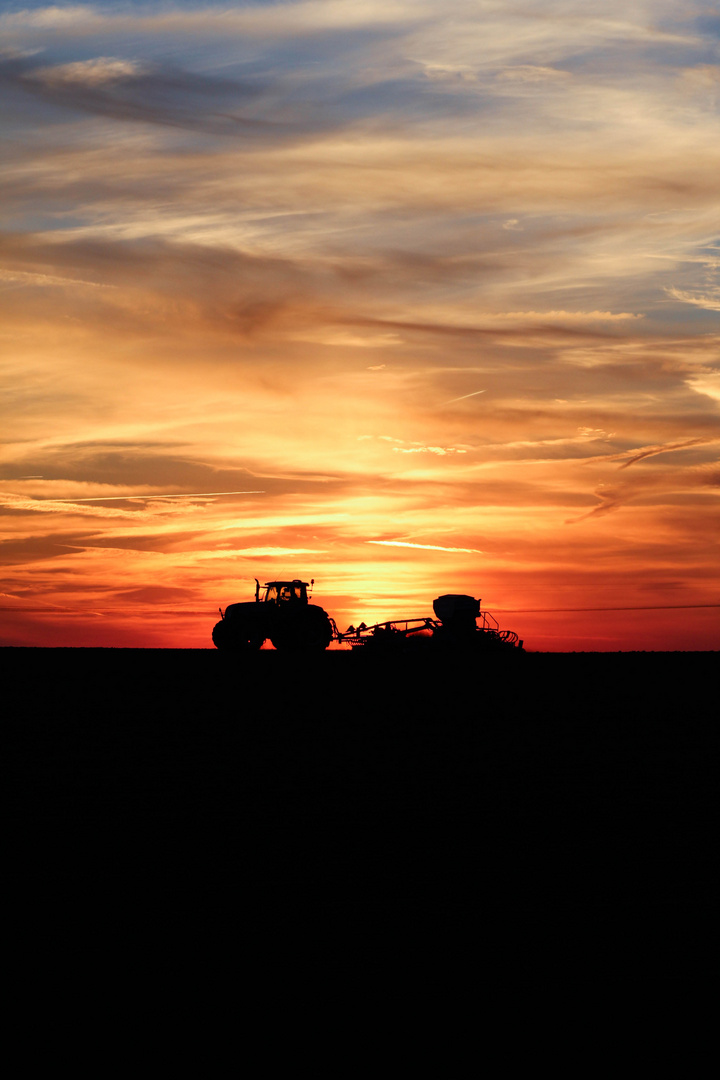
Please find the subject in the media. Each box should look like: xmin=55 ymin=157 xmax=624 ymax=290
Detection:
xmin=212 ymin=581 xmax=522 ymax=653
xmin=212 ymin=578 xmax=335 ymax=652
xmin=338 ymin=593 xmax=523 ymax=652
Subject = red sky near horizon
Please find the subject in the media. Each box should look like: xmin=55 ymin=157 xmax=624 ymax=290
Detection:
xmin=1 ymin=1 xmax=719 ymax=651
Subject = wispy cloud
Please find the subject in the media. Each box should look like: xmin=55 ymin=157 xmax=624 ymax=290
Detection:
xmin=31 ymin=57 xmax=143 ymax=87
xmin=57 ymin=489 xmax=265 ymax=502
xmin=0 ymin=492 xmax=150 ymax=520
xmin=367 ymin=541 xmax=483 ymax=553
xmin=0 ymin=268 xmax=112 ymax=289
xmin=666 ymin=287 xmax=720 ymax=312
xmin=392 ymin=446 xmax=467 ymax=455
xmin=1 ymin=53 xmax=281 ymax=137
xmin=197 ymin=547 xmax=327 ymax=559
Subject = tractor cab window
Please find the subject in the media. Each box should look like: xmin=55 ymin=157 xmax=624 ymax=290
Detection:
xmin=279 ymin=583 xmax=305 ymax=602
xmin=263 ymin=581 xmax=307 ymax=603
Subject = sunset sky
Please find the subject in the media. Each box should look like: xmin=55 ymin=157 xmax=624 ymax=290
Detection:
xmin=1 ymin=0 xmax=719 ymax=650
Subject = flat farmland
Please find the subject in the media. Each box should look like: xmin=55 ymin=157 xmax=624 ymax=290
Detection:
xmin=6 ymin=649 xmax=716 ymax=914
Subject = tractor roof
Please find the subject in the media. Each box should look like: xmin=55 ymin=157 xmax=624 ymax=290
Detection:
xmin=264 ymin=579 xmax=309 ymax=587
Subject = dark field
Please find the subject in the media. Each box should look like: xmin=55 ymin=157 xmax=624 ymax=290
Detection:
xmin=6 ymin=649 xmax=717 ymax=918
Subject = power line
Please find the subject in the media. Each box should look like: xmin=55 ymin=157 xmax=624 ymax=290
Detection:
xmin=494 ymin=603 xmax=720 ymax=613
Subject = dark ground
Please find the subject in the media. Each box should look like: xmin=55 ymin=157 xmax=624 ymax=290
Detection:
xmin=6 ymin=649 xmax=716 ymax=927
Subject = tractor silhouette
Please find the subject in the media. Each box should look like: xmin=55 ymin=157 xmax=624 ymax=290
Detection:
xmin=212 ymin=578 xmax=335 ymax=652
xmin=212 ymin=579 xmax=523 ymax=654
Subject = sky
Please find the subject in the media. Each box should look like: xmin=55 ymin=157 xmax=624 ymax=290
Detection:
xmin=1 ymin=0 xmax=719 ymax=650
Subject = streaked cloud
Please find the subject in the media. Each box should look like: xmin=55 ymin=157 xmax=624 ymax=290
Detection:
xmin=58 ymin=489 xmax=265 ymax=502
xmin=687 ymin=373 xmax=720 ymax=403
xmin=391 ymin=446 xmax=467 ymax=456
xmin=666 ymin=287 xmax=720 ymax=312
xmin=367 ymin=541 xmax=483 ymax=554
xmin=199 ymin=546 xmax=328 ymax=558
xmin=0 ymin=268 xmax=111 ymax=288
xmin=30 ymin=57 xmax=142 ymax=86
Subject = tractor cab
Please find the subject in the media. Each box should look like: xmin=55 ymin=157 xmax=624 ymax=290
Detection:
xmin=255 ymin=579 xmax=312 ymax=605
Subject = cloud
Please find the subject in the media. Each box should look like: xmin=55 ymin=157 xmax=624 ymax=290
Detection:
xmin=0 ymin=2 xmax=422 ymax=44
xmin=31 ymin=57 xmax=142 ymax=86
xmin=59 ymin=489 xmax=264 ymax=502
xmin=666 ymin=286 xmax=720 ymax=312
xmin=687 ymin=373 xmax=720 ymax=403
xmin=0 ymin=267 xmax=111 ymax=289
xmin=367 ymin=540 xmax=482 ymax=553
xmin=496 ymin=66 xmax=571 ymax=84
xmin=0 ymin=491 xmax=151 ymax=520
xmin=392 ymin=446 xmax=467 ymax=455
xmin=489 ymin=311 xmax=644 ymax=323
xmin=197 ymin=547 xmax=328 ymax=559
xmin=1 ymin=51 xmax=278 ymax=136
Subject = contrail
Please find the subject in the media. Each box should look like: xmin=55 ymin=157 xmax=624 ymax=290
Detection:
xmin=442 ymin=389 xmax=486 ymax=404
xmin=617 ymin=436 xmax=715 ymax=469
xmin=54 ymin=490 xmax=265 ymax=502
xmin=367 ymin=540 xmax=482 ymax=554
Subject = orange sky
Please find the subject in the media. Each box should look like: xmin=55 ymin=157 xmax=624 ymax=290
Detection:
xmin=1 ymin=2 xmax=719 ymax=650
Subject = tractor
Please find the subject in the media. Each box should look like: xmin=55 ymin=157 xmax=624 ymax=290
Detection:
xmin=212 ymin=578 xmax=335 ymax=652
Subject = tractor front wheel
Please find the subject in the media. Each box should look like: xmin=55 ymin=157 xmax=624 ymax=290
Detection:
xmin=212 ymin=620 xmax=264 ymax=651
xmin=269 ymin=606 xmax=333 ymax=652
